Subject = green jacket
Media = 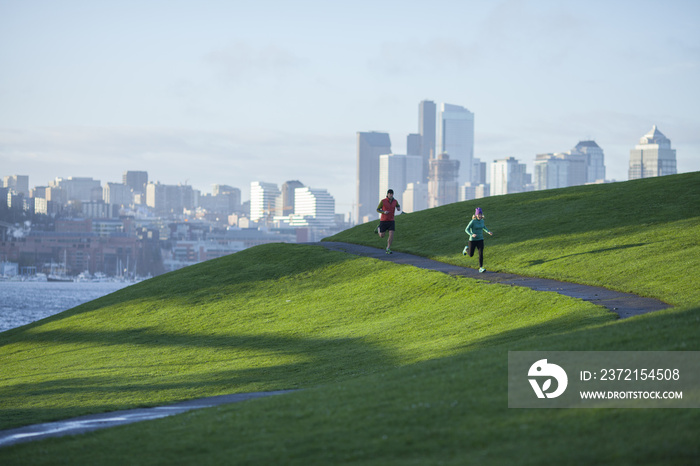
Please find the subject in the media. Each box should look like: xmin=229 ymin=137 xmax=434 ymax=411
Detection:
xmin=466 ymin=218 xmax=491 ymax=241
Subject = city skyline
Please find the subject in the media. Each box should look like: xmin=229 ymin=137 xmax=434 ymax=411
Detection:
xmin=2 ymin=1 xmax=699 ymax=214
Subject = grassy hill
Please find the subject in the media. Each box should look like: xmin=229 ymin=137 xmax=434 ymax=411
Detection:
xmin=1 ymin=173 xmax=699 ymax=464
xmin=328 ymin=171 xmax=700 ymax=306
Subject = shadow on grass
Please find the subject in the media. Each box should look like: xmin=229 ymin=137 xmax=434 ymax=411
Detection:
xmin=0 ymin=328 xmax=398 ymax=430
xmin=525 ymin=243 xmax=649 ymax=267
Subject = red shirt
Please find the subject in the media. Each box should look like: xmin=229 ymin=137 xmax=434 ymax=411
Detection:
xmin=377 ymin=198 xmax=400 ymax=221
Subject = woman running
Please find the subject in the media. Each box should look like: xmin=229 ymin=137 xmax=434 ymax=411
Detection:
xmin=463 ymin=207 xmax=493 ymax=273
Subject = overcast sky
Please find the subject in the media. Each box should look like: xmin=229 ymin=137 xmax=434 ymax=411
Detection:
xmin=1 ymin=0 xmax=698 ymax=215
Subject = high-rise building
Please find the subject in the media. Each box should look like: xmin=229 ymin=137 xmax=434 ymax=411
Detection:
xmin=123 ymin=171 xmax=148 ymax=194
xmin=491 ymin=157 xmax=531 ymax=196
xmin=290 ymin=187 xmax=335 ymax=228
xmin=572 ymin=141 xmax=606 ymax=183
xmin=419 ymin=100 xmax=437 ymax=181
xmin=379 ymin=154 xmax=423 ymax=207
xmin=460 ymin=182 xmax=490 ymax=201
xmin=407 ymin=133 xmax=421 ymax=156
xmin=534 ymin=152 xmax=586 ymax=191
xmin=146 ymin=182 xmax=194 ymax=216
xmin=356 ymin=132 xmax=391 ymax=223
xmin=2 ymin=175 xmax=29 ymax=197
xmin=51 ymin=177 xmax=102 ymax=202
xmin=428 ymin=153 xmax=460 ymax=208
xmin=437 ymin=103 xmax=474 ymax=186
xmin=250 ymin=181 xmax=281 ymax=223
xmin=104 ymin=182 xmax=133 ymax=207
xmin=402 ymin=182 xmax=429 ymax=213
xmin=629 ymin=126 xmax=677 ymax=180
xmin=280 ymin=180 xmax=304 ymax=216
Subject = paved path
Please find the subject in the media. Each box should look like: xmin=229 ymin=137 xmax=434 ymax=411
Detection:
xmin=318 ymin=242 xmax=671 ymax=319
xmin=2 ymin=242 xmax=671 ymax=448
xmin=0 ymin=391 xmax=294 ymax=448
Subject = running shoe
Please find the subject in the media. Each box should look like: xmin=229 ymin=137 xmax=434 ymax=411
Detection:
xmin=479 ymin=267 xmax=485 ymax=273
xmin=386 ymin=248 xmax=392 ymax=254
xmin=462 ymin=246 xmax=468 ymax=256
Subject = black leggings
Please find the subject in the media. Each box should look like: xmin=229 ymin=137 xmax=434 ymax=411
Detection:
xmin=468 ymin=240 xmax=484 ymax=267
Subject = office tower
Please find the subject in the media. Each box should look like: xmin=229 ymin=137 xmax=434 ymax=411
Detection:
xmin=629 ymin=126 xmax=677 ymax=180
xmin=407 ymin=133 xmax=421 ymax=156
xmin=437 ymin=103 xmax=474 ymax=186
xmin=250 ymin=181 xmax=281 ymax=223
xmin=459 ymin=182 xmax=490 ymax=201
xmin=280 ymin=180 xmax=304 ymax=216
xmin=534 ymin=151 xmax=587 ymax=191
xmin=472 ymin=158 xmax=487 ymax=185
xmin=146 ymin=182 xmax=194 ymax=216
xmin=402 ymin=182 xmax=429 ymax=213
xmin=291 ymin=187 xmax=336 ymax=228
xmin=51 ymin=177 xmax=102 ymax=202
xmin=104 ymin=182 xmax=133 ymax=207
xmin=2 ymin=175 xmax=29 ymax=197
xmin=419 ymin=100 xmax=436 ymax=181
xmin=379 ymin=154 xmax=423 ymax=207
xmin=356 ymin=132 xmax=392 ymax=223
xmin=123 ymin=171 xmax=149 ymax=194
xmin=491 ymin=157 xmax=531 ymax=196
xmin=572 ymin=141 xmax=606 ymax=183
xmin=211 ymin=185 xmax=242 ymax=213
xmin=428 ymin=153 xmax=460 ymax=208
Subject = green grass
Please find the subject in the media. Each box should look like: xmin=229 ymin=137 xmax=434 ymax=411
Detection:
xmin=0 ymin=244 xmax=613 ymax=431
xmin=328 ymin=172 xmax=700 ymax=306
xmin=1 ymin=173 xmax=699 ymax=464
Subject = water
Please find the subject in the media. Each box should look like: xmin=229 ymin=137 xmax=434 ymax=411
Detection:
xmin=0 ymin=281 xmax=133 ymax=332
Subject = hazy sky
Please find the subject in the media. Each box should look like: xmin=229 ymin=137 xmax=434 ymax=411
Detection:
xmin=1 ymin=0 xmax=699 ymax=214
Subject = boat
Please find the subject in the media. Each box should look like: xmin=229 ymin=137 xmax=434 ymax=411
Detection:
xmin=48 ymin=250 xmax=73 ymax=282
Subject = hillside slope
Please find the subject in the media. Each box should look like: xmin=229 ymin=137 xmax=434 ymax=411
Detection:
xmin=328 ymin=172 xmax=700 ymax=305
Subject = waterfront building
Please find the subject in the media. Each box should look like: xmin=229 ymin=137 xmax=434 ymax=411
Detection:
xmin=629 ymin=126 xmax=677 ymax=179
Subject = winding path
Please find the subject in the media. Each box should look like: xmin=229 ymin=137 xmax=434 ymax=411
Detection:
xmin=318 ymin=242 xmax=671 ymax=319
xmin=0 ymin=241 xmax=672 ymax=448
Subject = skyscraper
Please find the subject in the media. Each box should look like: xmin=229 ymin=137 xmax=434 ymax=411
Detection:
xmin=419 ymin=100 xmax=436 ymax=181
xmin=280 ymin=180 xmax=304 ymax=216
xmin=629 ymin=126 xmax=677 ymax=180
xmin=379 ymin=154 xmax=423 ymax=207
xmin=428 ymin=153 xmax=460 ymax=208
xmin=291 ymin=187 xmax=336 ymax=228
xmin=572 ymin=141 xmax=606 ymax=183
xmin=406 ymin=133 xmax=421 ymax=156
xmin=356 ymin=131 xmax=391 ymax=223
xmin=123 ymin=171 xmax=148 ymax=194
xmin=437 ymin=103 xmax=474 ymax=186
xmin=491 ymin=157 xmax=531 ymax=196
xmin=250 ymin=181 xmax=281 ymax=223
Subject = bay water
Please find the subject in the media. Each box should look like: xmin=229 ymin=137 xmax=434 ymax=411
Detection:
xmin=0 ymin=281 xmax=133 ymax=332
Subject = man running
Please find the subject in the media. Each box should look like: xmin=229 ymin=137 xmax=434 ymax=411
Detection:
xmin=376 ymin=189 xmax=401 ymax=254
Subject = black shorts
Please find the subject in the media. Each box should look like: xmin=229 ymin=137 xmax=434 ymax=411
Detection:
xmin=379 ymin=221 xmax=395 ymax=232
